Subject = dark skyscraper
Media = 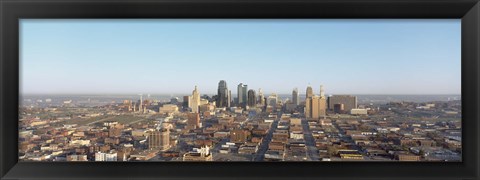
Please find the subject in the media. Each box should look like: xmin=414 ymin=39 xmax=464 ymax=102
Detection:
xmin=183 ymin=96 xmax=189 ymax=108
xmin=292 ymin=88 xmax=299 ymax=105
xmin=228 ymin=90 xmax=232 ymax=107
xmin=217 ymin=80 xmax=230 ymax=108
xmin=247 ymin=89 xmax=256 ymax=107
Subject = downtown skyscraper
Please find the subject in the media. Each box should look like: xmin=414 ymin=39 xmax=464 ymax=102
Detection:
xmin=216 ymin=80 xmax=230 ymax=108
xmin=292 ymin=88 xmax=299 ymax=106
xmin=247 ymin=89 xmax=256 ymax=108
xmin=237 ymin=83 xmax=248 ymax=107
xmin=188 ymin=86 xmax=200 ymax=113
xmin=306 ymin=85 xmax=313 ymax=100
xmin=305 ymin=85 xmax=327 ymax=119
xmin=258 ymin=88 xmax=265 ymax=106
xmin=305 ymin=85 xmax=314 ymax=115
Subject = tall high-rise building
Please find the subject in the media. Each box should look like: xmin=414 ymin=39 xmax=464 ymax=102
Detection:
xmin=305 ymin=85 xmax=327 ymax=119
xmin=292 ymin=88 xmax=299 ymax=105
xmin=328 ymin=95 xmax=357 ymax=112
xmin=258 ymin=88 xmax=265 ymax=106
xmin=318 ymin=85 xmax=327 ymax=116
xmin=188 ymin=86 xmax=200 ymax=113
xmin=148 ymin=129 xmax=170 ymax=151
xmin=319 ymin=95 xmax=327 ymax=117
xmin=237 ymin=83 xmax=248 ymax=106
xmin=305 ymin=86 xmax=313 ymax=116
xmin=216 ymin=80 xmax=230 ymax=108
xmin=311 ymin=96 xmax=327 ymax=118
xmin=320 ymin=85 xmax=325 ymax=97
xmin=247 ymin=89 xmax=256 ymax=107
xmin=138 ymin=94 xmax=143 ymax=113
xmin=228 ymin=90 xmax=232 ymax=107
xmin=183 ymin=96 xmax=189 ymax=108
xmin=267 ymin=93 xmax=278 ymax=107
xmin=306 ymin=85 xmax=313 ymax=102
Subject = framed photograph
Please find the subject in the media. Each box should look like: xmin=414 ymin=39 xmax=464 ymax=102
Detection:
xmin=1 ymin=0 xmax=479 ymax=179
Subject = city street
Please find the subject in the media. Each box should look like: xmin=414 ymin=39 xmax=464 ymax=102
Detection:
xmin=253 ymin=115 xmax=280 ymax=161
xmin=302 ymin=118 xmax=320 ymax=161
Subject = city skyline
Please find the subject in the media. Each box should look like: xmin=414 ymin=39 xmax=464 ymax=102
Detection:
xmin=21 ymin=19 xmax=460 ymax=95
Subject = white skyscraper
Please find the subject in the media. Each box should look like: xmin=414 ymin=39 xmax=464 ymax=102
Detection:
xmin=188 ymin=86 xmax=201 ymax=113
xmin=320 ymin=85 xmax=325 ymax=97
xmin=258 ymin=88 xmax=265 ymax=106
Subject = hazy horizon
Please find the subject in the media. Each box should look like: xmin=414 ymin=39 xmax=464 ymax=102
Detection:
xmin=21 ymin=93 xmax=462 ymax=96
xmin=20 ymin=19 xmax=461 ymax=95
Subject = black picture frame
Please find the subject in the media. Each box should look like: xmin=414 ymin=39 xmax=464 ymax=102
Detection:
xmin=1 ymin=0 xmax=479 ymax=179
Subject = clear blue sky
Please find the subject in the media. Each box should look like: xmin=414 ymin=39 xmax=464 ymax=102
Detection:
xmin=20 ymin=19 xmax=461 ymax=95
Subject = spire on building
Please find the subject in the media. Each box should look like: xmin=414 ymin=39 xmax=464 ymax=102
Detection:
xmin=189 ymin=85 xmax=200 ymax=113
